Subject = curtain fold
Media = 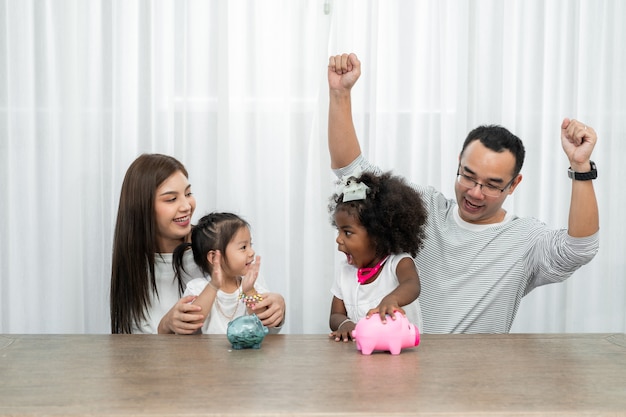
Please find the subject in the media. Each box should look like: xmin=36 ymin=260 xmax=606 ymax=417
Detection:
xmin=1 ymin=0 xmax=623 ymax=334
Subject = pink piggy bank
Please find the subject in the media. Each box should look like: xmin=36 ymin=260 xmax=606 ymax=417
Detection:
xmin=352 ymin=311 xmax=420 ymax=355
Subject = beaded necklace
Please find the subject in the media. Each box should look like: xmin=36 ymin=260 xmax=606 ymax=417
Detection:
xmin=214 ymin=277 xmax=242 ymax=321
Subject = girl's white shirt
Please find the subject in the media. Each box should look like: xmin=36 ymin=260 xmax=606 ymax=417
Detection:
xmin=184 ymin=277 xmax=272 ymax=334
xmin=331 ymin=253 xmax=424 ymax=332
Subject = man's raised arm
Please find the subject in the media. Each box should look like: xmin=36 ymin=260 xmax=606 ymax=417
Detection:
xmin=561 ymin=118 xmax=600 ymax=237
xmin=328 ymin=53 xmax=363 ymax=170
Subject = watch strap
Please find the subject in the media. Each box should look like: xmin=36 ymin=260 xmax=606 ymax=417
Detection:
xmin=568 ymin=160 xmax=597 ymax=181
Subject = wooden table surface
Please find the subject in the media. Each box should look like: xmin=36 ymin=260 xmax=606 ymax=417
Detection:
xmin=1 ymin=333 xmax=625 ymax=416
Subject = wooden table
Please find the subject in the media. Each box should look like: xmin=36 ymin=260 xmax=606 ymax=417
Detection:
xmin=1 ymin=333 xmax=625 ymax=416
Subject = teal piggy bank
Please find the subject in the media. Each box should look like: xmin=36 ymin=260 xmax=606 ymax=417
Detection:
xmin=226 ymin=314 xmax=269 ymax=349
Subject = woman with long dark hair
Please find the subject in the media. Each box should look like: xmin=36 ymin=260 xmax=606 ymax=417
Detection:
xmin=110 ymin=154 xmax=204 ymax=334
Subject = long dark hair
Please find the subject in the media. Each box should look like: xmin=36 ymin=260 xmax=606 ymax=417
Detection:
xmin=110 ymin=153 xmax=189 ymax=334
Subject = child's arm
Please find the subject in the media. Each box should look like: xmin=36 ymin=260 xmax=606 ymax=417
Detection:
xmin=329 ymin=296 xmax=355 ymax=342
xmin=242 ymin=256 xmax=287 ymax=329
xmin=240 ymin=255 xmax=262 ymax=312
xmin=190 ymin=251 xmax=226 ymax=324
xmin=366 ymin=257 xmax=421 ymax=323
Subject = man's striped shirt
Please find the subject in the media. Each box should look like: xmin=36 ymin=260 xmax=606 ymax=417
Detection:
xmin=334 ymin=155 xmax=599 ymax=334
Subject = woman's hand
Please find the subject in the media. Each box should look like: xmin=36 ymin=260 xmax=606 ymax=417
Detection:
xmin=251 ymin=292 xmax=285 ymax=328
xmin=157 ymin=296 xmax=205 ymax=334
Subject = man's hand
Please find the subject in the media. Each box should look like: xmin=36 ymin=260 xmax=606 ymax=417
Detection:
xmin=561 ymin=118 xmax=597 ymax=172
xmin=328 ymin=53 xmax=361 ymax=92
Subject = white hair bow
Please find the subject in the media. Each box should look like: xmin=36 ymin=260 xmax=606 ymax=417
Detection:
xmin=337 ymin=169 xmax=370 ymax=202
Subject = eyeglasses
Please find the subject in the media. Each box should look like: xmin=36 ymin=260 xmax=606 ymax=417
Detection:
xmin=456 ymin=170 xmax=515 ymax=198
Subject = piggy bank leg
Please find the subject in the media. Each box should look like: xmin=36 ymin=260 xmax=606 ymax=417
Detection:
xmin=360 ymin=342 xmax=375 ymax=355
xmin=389 ymin=342 xmax=402 ymax=355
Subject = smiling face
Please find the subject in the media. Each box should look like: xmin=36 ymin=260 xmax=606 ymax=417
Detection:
xmin=222 ymin=226 xmax=256 ymax=278
xmin=154 ymin=170 xmax=196 ymax=253
xmin=334 ymin=208 xmax=379 ymax=269
xmin=454 ymin=140 xmax=522 ymax=224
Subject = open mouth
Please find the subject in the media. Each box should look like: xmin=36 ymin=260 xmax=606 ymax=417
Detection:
xmin=464 ymin=198 xmax=482 ymax=212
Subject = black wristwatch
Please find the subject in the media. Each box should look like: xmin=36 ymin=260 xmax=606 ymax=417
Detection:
xmin=568 ymin=160 xmax=597 ymax=181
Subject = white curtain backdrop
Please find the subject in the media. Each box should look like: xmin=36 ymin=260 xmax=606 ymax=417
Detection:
xmin=1 ymin=0 xmax=624 ymax=334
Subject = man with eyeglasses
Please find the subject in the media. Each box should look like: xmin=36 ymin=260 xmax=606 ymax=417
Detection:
xmin=327 ymin=53 xmax=599 ymax=334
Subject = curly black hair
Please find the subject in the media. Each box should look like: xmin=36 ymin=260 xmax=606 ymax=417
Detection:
xmin=329 ymin=171 xmax=428 ymax=258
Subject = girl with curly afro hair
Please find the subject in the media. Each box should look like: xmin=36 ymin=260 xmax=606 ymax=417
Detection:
xmin=328 ymin=170 xmax=428 ymax=342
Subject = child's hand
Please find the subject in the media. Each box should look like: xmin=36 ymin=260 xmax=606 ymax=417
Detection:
xmin=242 ymin=255 xmax=260 ymax=294
xmin=208 ymin=250 xmax=225 ymax=289
xmin=366 ymin=302 xmax=406 ymax=324
xmin=329 ymin=320 xmax=355 ymax=342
